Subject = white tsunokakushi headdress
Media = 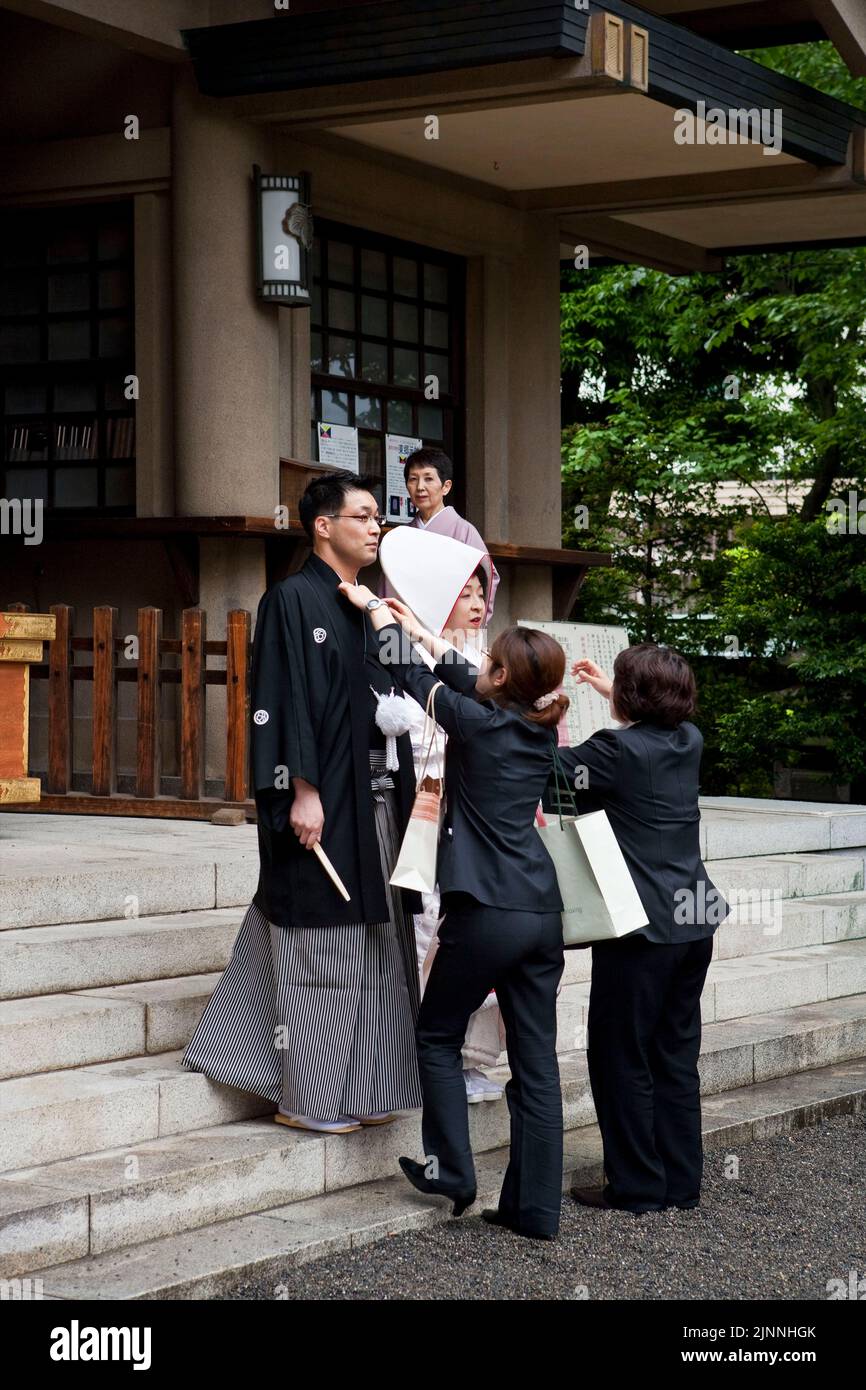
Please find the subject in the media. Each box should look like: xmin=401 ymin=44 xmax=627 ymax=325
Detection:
xmin=379 ymin=527 xmax=493 ymax=635
xmin=374 ymin=527 xmax=492 ymax=766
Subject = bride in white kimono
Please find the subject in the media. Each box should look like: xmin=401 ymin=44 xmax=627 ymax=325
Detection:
xmin=377 ymin=530 xmax=506 ymax=1102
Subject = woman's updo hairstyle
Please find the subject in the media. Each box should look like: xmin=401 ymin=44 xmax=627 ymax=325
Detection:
xmin=486 ymin=627 xmax=569 ymax=730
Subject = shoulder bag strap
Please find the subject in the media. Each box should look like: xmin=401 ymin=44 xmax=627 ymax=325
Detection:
xmin=550 ymin=744 xmax=579 ymax=829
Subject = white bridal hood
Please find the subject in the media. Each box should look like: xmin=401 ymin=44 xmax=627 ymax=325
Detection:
xmin=378 ymin=526 xmax=493 ymax=635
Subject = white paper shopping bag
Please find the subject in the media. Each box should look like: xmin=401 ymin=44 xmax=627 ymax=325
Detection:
xmin=538 ymin=809 xmax=648 ymax=946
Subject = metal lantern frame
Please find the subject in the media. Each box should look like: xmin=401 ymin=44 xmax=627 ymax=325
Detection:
xmin=253 ymin=165 xmax=312 ymax=305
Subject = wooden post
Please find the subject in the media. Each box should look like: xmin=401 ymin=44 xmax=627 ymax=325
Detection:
xmin=92 ymin=606 xmax=117 ymax=797
xmin=181 ymin=608 xmax=206 ymax=800
xmin=0 ymin=611 xmax=57 ymax=805
xmin=46 ymin=604 xmax=74 ymax=795
xmin=225 ymin=609 xmax=250 ymax=804
xmin=136 ymin=607 xmax=162 ymax=799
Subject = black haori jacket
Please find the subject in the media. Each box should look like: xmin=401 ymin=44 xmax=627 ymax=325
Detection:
xmin=250 ymin=552 xmax=420 ymax=928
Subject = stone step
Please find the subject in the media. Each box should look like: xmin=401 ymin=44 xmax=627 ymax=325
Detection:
xmin=2 ymin=990 xmax=864 ymax=1227
xmin=5 ymin=932 xmax=866 ymax=1084
xmin=700 ymin=799 xmax=866 ymax=860
xmin=715 ymin=890 xmax=866 ymax=961
xmin=706 ymin=851 xmax=865 ymax=901
xmin=0 ymin=973 xmax=221 ymax=1081
xmin=558 ymin=892 xmax=866 ymax=990
xmin=558 ymin=936 xmax=866 ymax=1039
xmin=0 ymin=855 xmax=259 ymax=933
xmin=0 ymin=909 xmax=241 ymax=1000
xmin=6 ymin=1055 xmax=864 ymax=1296
xmin=706 ymin=938 xmax=866 ymax=1023
xmin=0 ymin=815 xmax=259 ymax=931
xmin=5 ymin=879 xmax=865 ymax=1008
xmin=0 ymin=1052 xmax=275 ymax=1174
xmin=2 ymin=805 xmax=864 ymax=935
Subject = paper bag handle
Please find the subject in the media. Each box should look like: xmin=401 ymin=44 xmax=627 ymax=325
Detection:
xmin=416 ymin=680 xmax=445 ymax=791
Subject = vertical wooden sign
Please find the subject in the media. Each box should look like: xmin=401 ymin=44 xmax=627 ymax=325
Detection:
xmin=0 ymin=612 xmax=56 ymax=804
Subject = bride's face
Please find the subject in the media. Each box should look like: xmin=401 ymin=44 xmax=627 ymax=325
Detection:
xmin=442 ymin=573 xmax=486 ymax=648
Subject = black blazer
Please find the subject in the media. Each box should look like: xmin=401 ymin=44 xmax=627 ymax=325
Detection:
xmin=548 ymin=722 xmax=729 ymax=945
xmin=374 ymin=624 xmax=563 ymax=914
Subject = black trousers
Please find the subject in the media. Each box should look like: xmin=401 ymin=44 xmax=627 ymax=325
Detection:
xmin=416 ymin=891 xmax=565 ymax=1236
xmin=588 ymin=932 xmax=714 ymax=1213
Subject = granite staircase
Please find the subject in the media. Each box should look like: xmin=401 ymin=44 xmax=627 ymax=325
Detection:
xmin=1 ymin=800 xmax=865 ymax=1297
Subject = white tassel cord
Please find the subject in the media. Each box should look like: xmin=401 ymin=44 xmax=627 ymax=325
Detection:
xmin=370 ymin=685 xmax=415 ymax=771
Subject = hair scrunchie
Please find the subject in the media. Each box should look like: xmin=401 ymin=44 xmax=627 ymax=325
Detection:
xmin=533 ymin=690 xmax=560 ymax=711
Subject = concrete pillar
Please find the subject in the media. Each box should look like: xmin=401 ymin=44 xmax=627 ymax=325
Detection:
xmin=171 ymin=66 xmax=279 ymax=517
xmin=465 ymin=254 xmax=510 ymax=547
xmin=469 ymin=218 xmax=561 ymax=625
xmin=134 ymin=191 xmax=174 ymax=517
xmin=506 ymin=217 xmax=562 ymax=552
xmin=198 ymin=538 xmax=267 ymax=781
xmin=171 ymin=69 xmax=278 ymax=781
xmin=279 ymin=306 xmax=313 ymax=463
xmin=507 ymin=564 xmax=553 ymax=626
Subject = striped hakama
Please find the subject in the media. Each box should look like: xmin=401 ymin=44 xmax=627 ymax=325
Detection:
xmin=181 ymin=750 xmax=423 ymax=1121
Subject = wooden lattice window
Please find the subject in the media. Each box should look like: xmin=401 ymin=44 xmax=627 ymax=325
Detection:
xmin=310 ymin=219 xmax=465 ymax=512
xmin=0 ymin=200 xmax=136 ymax=515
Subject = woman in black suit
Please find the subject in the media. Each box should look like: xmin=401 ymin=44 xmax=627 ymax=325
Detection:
xmin=552 ymin=643 xmax=729 ymax=1215
xmin=338 ymin=579 xmax=568 ymax=1241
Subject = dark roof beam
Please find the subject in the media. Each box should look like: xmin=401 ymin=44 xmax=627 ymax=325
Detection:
xmin=211 ymin=32 xmax=635 ymax=129
xmin=561 ymin=214 xmax=724 ymax=273
xmin=813 ymin=0 xmax=866 ymax=78
xmin=517 ymin=125 xmax=866 ymax=214
xmin=2 ymin=0 xmax=206 ymax=61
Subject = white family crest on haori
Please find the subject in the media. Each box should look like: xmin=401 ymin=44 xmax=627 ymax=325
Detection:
xmin=313 ymin=627 xmax=327 ymax=643
xmin=379 ymin=526 xmax=492 ymax=636
xmin=253 ymin=709 xmax=269 ymax=725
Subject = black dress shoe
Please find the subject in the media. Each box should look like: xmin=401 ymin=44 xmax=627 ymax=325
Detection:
xmin=480 ymin=1208 xmax=555 ymax=1241
xmin=570 ymin=1185 xmax=614 ymax=1209
xmin=572 ymin=1185 xmax=665 ymax=1213
xmin=398 ymin=1156 xmax=476 ymax=1217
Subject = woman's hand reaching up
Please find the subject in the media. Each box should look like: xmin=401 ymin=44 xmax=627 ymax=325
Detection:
xmin=572 ymin=658 xmax=613 ymax=699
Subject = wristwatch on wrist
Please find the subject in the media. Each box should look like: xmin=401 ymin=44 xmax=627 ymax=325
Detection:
xmin=365 ymin=596 xmax=384 ymax=612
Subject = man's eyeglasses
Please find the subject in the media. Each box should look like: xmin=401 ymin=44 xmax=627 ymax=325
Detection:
xmin=325 ymin=513 xmax=385 ymax=528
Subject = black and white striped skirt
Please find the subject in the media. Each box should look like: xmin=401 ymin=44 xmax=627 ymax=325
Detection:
xmin=180 ymin=751 xmax=423 ymax=1121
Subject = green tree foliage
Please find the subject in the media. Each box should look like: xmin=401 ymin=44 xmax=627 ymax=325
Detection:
xmin=561 ymin=44 xmax=866 ymax=797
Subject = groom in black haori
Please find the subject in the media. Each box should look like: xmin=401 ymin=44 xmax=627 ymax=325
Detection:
xmin=182 ymin=471 xmax=423 ymax=1133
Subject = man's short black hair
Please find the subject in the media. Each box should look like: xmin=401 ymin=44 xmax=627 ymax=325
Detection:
xmin=298 ymin=470 xmax=381 ymax=540
xmin=403 ymin=447 xmax=454 ymax=486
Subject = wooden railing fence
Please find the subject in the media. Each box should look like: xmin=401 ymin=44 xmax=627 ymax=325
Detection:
xmin=3 ymin=602 xmax=253 ymax=819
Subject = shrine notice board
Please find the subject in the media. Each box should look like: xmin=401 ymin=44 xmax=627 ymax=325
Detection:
xmin=516 ymin=619 xmax=630 ymax=746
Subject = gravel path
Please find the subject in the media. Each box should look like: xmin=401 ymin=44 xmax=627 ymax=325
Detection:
xmin=230 ymin=1114 xmax=865 ymax=1301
